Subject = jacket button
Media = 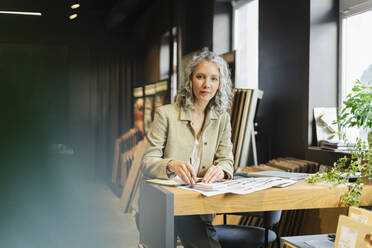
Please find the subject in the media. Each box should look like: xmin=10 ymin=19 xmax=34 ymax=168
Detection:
xmin=202 ymin=166 xmax=205 ymax=169
xmin=204 ymin=142 xmax=207 ymax=145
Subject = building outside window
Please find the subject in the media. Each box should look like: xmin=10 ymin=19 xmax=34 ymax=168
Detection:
xmin=340 ymin=0 xmax=372 ymax=143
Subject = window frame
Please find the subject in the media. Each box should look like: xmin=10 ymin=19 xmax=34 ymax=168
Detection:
xmin=339 ymin=0 xmax=372 ymax=106
xmin=338 ymin=0 xmax=372 ymax=142
xmin=232 ymin=0 xmax=259 ymax=89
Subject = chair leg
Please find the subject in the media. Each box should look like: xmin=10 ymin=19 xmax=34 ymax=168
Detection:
xmin=264 ymin=228 xmax=269 ymax=248
xmin=276 ymin=234 xmax=281 ymax=248
xmin=275 ymin=223 xmax=281 ymax=248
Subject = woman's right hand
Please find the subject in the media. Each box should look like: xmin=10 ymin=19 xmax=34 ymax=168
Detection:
xmin=167 ymin=160 xmax=197 ymax=185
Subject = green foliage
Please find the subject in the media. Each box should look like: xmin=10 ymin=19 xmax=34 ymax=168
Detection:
xmin=337 ymin=80 xmax=372 ymax=131
xmin=308 ymin=140 xmax=370 ymax=206
xmin=342 ymin=183 xmax=363 ymax=206
xmin=309 ymin=80 xmax=372 ymax=207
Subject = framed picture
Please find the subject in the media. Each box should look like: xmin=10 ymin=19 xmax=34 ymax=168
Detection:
xmin=144 ymin=84 xmax=156 ymax=134
xmin=154 ymin=80 xmax=168 ymax=109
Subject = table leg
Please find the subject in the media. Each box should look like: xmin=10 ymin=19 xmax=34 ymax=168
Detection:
xmin=139 ymin=181 xmax=174 ymax=248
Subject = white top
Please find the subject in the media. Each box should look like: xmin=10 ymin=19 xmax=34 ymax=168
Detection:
xmin=190 ymin=138 xmax=202 ymax=174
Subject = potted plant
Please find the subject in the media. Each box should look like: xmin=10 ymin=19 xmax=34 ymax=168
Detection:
xmin=308 ymin=80 xmax=372 ymax=206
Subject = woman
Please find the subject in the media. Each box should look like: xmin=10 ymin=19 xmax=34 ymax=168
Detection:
xmin=142 ymin=50 xmax=234 ymax=248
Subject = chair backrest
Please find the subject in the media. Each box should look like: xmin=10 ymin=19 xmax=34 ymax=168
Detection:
xmin=263 ymin=210 xmax=282 ymax=228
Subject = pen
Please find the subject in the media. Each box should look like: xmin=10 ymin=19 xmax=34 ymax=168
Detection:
xmin=189 ymin=157 xmax=197 ymax=184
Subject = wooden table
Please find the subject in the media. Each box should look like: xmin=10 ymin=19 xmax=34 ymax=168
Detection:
xmin=139 ymin=180 xmax=372 ymax=248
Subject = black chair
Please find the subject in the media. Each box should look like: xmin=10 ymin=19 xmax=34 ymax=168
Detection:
xmin=215 ymin=211 xmax=282 ymax=248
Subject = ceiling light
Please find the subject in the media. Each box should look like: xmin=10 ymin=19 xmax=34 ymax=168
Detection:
xmin=0 ymin=11 xmax=42 ymax=16
xmin=69 ymin=13 xmax=78 ymax=20
xmin=71 ymin=4 xmax=80 ymax=9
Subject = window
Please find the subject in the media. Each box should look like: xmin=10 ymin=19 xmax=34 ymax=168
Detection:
xmin=232 ymin=0 xmax=259 ymax=89
xmin=160 ymin=27 xmax=177 ymax=102
xmin=340 ymin=0 xmax=372 ymax=143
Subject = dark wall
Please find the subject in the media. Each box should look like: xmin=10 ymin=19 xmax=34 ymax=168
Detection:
xmin=182 ymin=0 xmax=214 ymax=54
xmin=257 ymin=0 xmax=340 ymax=165
xmin=257 ymin=0 xmax=310 ymax=162
xmin=0 ymin=14 xmax=136 ymax=182
xmin=68 ymin=46 xmax=96 ymax=179
xmin=0 ymin=8 xmax=139 ymax=246
xmin=305 ymin=0 xmax=340 ymax=164
xmin=0 ymin=43 xmax=71 ymax=243
xmin=65 ymin=44 xmax=138 ymax=181
xmin=0 ymin=43 xmax=84 ymax=181
xmin=0 ymin=41 xmax=137 ymax=247
xmin=0 ymin=43 xmax=69 ymax=148
xmin=132 ymin=0 xmax=215 ymax=84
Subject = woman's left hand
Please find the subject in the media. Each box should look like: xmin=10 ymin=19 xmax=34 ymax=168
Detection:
xmin=202 ymin=165 xmax=225 ymax=183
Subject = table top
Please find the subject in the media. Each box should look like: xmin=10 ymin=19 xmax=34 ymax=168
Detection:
xmin=161 ymin=180 xmax=372 ymax=216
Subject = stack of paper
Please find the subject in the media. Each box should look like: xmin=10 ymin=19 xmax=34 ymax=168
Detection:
xmin=192 ymin=182 xmax=228 ymax=191
xmin=147 ymin=179 xmax=187 ymax=186
xmin=318 ymin=139 xmax=356 ymax=152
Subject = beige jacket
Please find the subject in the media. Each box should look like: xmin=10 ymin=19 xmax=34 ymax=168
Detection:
xmin=142 ymin=103 xmax=234 ymax=179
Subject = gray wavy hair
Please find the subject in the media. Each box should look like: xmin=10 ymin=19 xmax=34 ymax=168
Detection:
xmin=177 ymin=50 xmax=233 ymax=114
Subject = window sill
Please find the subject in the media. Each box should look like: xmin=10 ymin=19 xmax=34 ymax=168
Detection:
xmin=308 ymin=146 xmax=350 ymax=154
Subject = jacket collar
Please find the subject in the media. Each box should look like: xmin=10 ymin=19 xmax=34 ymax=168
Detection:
xmin=207 ymin=108 xmax=218 ymax=120
xmin=179 ymin=106 xmax=218 ymax=121
xmin=180 ymin=107 xmax=192 ymax=121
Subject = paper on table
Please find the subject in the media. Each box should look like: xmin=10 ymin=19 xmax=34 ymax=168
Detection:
xmin=147 ymin=176 xmax=203 ymax=187
xmin=192 ymin=182 xmax=229 ymax=191
xmin=273 ymin=179 xmax=298 ymax=188
xmin=180 ymin=177 xmax=297 ymax=197
xmin=244 ymin=170 xmax=311 ymax=180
